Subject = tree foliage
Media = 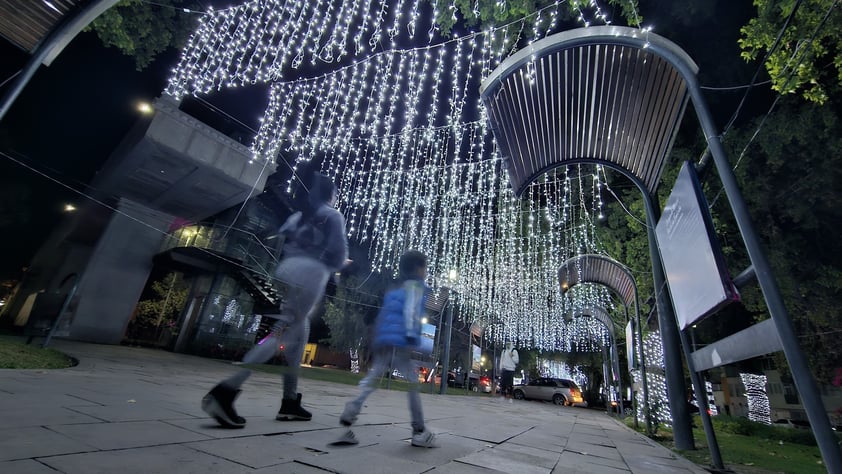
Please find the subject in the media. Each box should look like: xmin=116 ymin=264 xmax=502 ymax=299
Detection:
xmin=739 ymin=0 xmax=842 ymax=104
xmin=86 ymin=0 xmax=200 ymax=70
xmin=715 ymin=96 xmax=842 ymax=383
xmin=133 ymin=272 xmax=189 ymax=334
xmin=432 ymin=0 xmax=641 ymax=37
xmin=321 ymin=275 xmax=386 ymax=365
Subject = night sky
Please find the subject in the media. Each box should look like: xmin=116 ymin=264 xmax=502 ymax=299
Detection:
xmin=0 ymin=30 xmax=265 ymax=279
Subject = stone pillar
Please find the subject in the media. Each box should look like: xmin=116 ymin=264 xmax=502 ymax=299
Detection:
xmin=68 ymin=199 xmax=173 ymax=343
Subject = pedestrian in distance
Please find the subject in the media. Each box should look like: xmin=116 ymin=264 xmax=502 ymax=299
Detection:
xmin=500 ymin=341 xmax=519 ymax=403
xmin=202 ymin=172 xmax=348 ymax=428
xmin=331 ymin=250 xmax=437 ymax=448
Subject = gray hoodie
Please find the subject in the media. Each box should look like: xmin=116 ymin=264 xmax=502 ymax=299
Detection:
xmin=279 ymin=204 xmax=348 ymax=272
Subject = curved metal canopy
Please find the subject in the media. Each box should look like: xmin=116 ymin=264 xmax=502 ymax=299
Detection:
xmin=566 ymin=305 xmax=615 ymax=338
xmin=558 ymin=254 xmax=636 ymax=307
xmin=469 ymin=316 xmax=503 ymax=337
xmin=480 ymin=26 xmax=698 ymax=196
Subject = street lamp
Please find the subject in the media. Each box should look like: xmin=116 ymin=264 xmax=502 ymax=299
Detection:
xmin=137 ymin=100 xmax=154 ymax=115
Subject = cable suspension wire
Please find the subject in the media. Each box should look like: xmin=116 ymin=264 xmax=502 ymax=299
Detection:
xmin=720 ymin=0 xmax=804 ymax=137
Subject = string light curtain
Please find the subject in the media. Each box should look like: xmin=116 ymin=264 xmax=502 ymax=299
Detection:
xmin=741 ymin=372 xmax=772 ymax=424
xmin=164 ymin=0 xmax=634 ymax=351
xmin=632 ymin=330 xmax=671 ymax=426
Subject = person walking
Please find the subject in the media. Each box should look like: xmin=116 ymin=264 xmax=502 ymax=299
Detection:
xmin=500 ymin=341 xmax=519 ymax=403
xmin=201 ymin=172 xmax=348 ymax=428
xmin=331 ymin=250 xmax=437 ymax=448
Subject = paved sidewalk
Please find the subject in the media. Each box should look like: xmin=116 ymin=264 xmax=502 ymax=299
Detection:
xmin=0 ymin=341 xmax=709 ymax=473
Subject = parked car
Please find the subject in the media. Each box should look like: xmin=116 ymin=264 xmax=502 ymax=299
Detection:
xmin=772 ymin=418 xmax=811 ymax=430
xmin=449 ymin=371 xmax=492 ymax=393
xmin=610 ymin=399 xmax=634 ymax=416
xmin=512 ymin=377 xmax=587 ymax=407
xmin=431 ymin=370 xmax=491 ymax=392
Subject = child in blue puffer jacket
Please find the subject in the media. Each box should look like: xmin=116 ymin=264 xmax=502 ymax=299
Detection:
xmin=332 ymin=250 xmax=437 ymax=448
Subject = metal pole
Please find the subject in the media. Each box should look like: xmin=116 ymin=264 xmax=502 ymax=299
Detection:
xmin=634 ymin=297 xmax=652 ymax=435
xmin=602 ymin=345 xmax=610 ymax=411
xmin=0 ymin=0 xmax=120 ymax=123
xmin=431 ymin=311 xmax=443 ymax=394
xmin=439 ymin=300 xmax=454 ymax=395
xmin=643 ymin=193 xmax=694 ymax=450
xmin=625 ymin=305 xmax=639 ymax=429
xmin=691 ymin=89 xmax=842 ymax=471
xmin=492 ymin=326 xmax=497 ymax=395
xmin=679 ymin=329 xmax=724 ymax=469
xmin=612 ymin=338 xmax=624 ymax=417
xmin=42 ymin=275 xmax=80 ymax=348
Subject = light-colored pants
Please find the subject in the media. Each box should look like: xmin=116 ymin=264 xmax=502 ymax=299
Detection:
xmin=240 ymin=256 xmax=331 ymax=399
xmin=343 ymin=347 xmax=425 ymax=432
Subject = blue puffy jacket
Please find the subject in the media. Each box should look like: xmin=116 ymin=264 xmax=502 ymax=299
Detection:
xmin=373 ymin=279 xmax=428 ymax=350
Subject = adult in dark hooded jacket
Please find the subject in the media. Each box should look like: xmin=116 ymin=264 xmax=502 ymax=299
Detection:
xmin=202 ymin=173 xmax=348 ymax=428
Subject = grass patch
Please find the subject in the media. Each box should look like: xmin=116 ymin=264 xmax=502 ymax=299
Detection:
xmin=625 ymin=416 xmax=833 ymax=473
xmin=0 ymin=336 xmax=75 ymax=369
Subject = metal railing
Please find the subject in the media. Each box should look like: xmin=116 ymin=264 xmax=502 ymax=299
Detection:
xmin=160 ymin=223 xmax=280 ymax=276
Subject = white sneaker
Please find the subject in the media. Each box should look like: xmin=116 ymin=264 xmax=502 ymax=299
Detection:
xmin=329 ymin=429 xmax=359 ymax=446
xmin=508 ymin=398 xmax=513 ymax=404
xmin=411 ymin=429 xmax=437 ymax=448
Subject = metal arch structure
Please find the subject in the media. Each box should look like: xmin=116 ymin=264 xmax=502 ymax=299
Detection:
xmin=558 ymin=254 xmax=636 ymax=308
xmin=482 ymin=25 xmax=842 ymax=470
xmin=558 ymin=254 xmax=650 ymax=433
xmin=481 ymin=25 xmax=696 ymax=449
xmin=565 ymin=306 xmax=622 ymax=417
xmin=479 ymin=26 xmax=693 ymax=198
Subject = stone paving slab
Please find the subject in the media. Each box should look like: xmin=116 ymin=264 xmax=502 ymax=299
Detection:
xmin=186 ymin=435 xmax=297 ymax=469
xmin=0 ymin=340 xmax=711 ymax=474
xmin=39 ymin=444 xmax=252 ymax=474
xmin=556 ymin=450 xmax=630 ymax=472
xmin=0 ymin=459 xmax=62 ymax=474
xmin=0 ymin=404 xmax=105 ymax=428
xmin=457 ymin=448 xmax=556 ymax=474
xmin=45 ymin=420 xmax=211 ymax=450
xmin=0 ymin=426 xmax=96 ymax=462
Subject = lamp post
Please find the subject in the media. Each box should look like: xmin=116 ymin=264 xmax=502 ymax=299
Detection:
xmin=439 ymin=270 xmax=457 ymax=395
xmin=438 ymin=302 xmax=454 ymax=395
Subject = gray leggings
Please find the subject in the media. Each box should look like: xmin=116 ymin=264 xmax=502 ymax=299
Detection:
xmin=344 ymin=347 xmax=425 ymax=432
xmin=233 ymin=256 xmax=330 ymax=399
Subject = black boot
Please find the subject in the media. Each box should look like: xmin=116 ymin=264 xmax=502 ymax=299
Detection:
xmin=201 ymin=383 xmax=246 ymax=428
xmin=276 ymin=393 xmax=312 ymax=421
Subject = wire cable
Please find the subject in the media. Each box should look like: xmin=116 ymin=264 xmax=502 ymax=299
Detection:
xmin=720 ymin=0 xmax=804 ymax=137
xmin=0 ymin=70 xmax=22 ymax=90
xmin=700 ymin=79 xmax=772 ymax=91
